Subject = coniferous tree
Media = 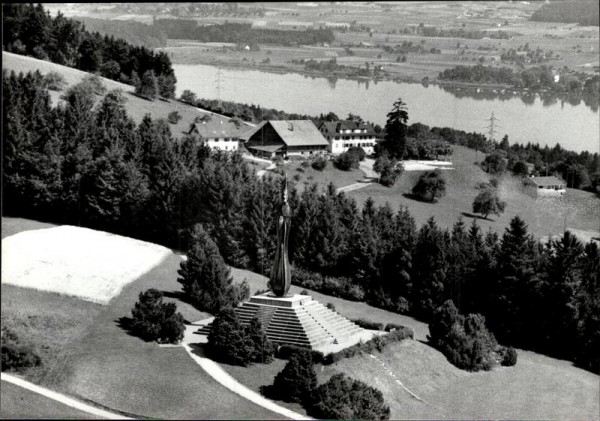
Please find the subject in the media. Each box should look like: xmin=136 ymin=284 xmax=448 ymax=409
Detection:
xmin=207 ymin=307 xmax=253 ymax=366
xmin=177 ymin=224 xmax=240 ymax=314
xmin=137 ymin=70 xmax=159 ymax=100
xmin=412 ymin=217 xmax=449 ymax=320
xmin=272 ymin=350 xmax=318 ymax=404
xmin=379 ymin=98 xmax=409 ymax=160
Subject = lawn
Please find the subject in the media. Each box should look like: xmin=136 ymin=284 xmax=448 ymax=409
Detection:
xmin=2 ymin=51 xmax=211 ymax=139
xmin=348 ymin=145 xmax=600 ymax=239
xmin=0 ymin=381 xmax=98 ymax=420
xmin=1 ymin=217 xmax=57 ymax=240
xmin=230 ymin=267 xmax=600 ymax=420
xmin=1 ymin=218 xmax=282 ymax=419
xmin=284 ymin=160 xmax=366 ymax=194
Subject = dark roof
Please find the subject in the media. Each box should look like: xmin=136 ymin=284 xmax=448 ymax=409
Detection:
xmin=249 ymin=120 xmax=330 ymax=147
xmin=526 ymin=176 xmax=565 ymax=187
xmin=318 ymin=120 xmax=377 ymax=137
xmin=190 ymin=117 xmax=253 ymax=139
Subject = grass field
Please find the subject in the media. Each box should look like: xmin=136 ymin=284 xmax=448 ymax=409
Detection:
xmin=0 ymin=381 xmax=99 ymax=420
xmin=284 ymin=160 xmax=366 ymax=194
xmin=348 ymin=145 xmax=600 ymax=239
xmin=229 ymin=268 xmax=600 ymax=420
xmin=1 ymin=218 xmax=281 ymax=419
xmin=2 ymin=51 xmax=211 ymax=138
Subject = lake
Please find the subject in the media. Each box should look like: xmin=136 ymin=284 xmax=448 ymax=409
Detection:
xmin=174 ymin=64 xmax=600 ymax=154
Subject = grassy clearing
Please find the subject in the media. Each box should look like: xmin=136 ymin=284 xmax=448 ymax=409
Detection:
xmin=0 ymin=381 xmax=99 ymax=420
xmin=322 ymin=341 xmax=599 ymax=419
xmin=2 ymin=51 xmax=210 ymax=138
xmin=231 ymin=267 xmax=599 ymax=420
xmin=55 ymin=251 xmax=281 ymax=419
xmin=284 ymin=160 xmax=366 ymax=194
xmin=348 ymin=145 xmax=600 ymax=239
xmin=1 ymin=218 xmax=280 ymax=419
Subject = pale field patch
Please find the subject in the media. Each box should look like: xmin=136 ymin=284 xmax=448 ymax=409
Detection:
xmin=1 ymin=225 xmax=171 ymax=304
xmin=402 ymin=160 xmax=454 ymax=171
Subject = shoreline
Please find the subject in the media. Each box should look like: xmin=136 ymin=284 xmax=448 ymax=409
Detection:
xmin=170 ymin=58 xmax=599 ymax=102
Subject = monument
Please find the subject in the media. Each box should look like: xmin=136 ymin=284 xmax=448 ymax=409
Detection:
xmin=234 ymin=176 xmax=364 ymax=351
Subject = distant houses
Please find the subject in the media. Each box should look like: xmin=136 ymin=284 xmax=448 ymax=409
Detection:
xmin=188 ymin=116 xmax=253 ymax=152
xmin=317 ymin=120 xmax=379 ymax=155
xmin=523 ymin=175 xmax=566 ymax=196
xmin=245 ymin=120 xmax=330 ymax=159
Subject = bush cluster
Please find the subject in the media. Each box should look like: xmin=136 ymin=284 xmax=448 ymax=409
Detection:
xmin=208 ymin=308 xmax=274 ymax=366
xmin=130 ymin=289 xmax=185 ymax=343
xmin=428 ymin=300 xmax=516 ymax=371
xmin=352 ymin=318 xmax=384 ymax=330
xmin=333 ymin=152 xmax=359 ymax=171
xmin=292 ymin=267 xmax=365 ymax=301
xmin=267 ymin=350 xmax=390 ymax=419
xmin=1 ymin=327 xmax=41 ymax=372
xmin=311 ymin=156 xmax=328 ymax=171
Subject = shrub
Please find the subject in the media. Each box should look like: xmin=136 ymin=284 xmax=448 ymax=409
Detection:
xmin=333 ymin=152 xmax=359 ymax=171
xmin=374 ymin=154 xmax=403 ymax=186
xmin=43 ymin=71 xmax=66 ymax=91
xmin=428 ymin=300 xmax=502 ymax=371
xmin=512 ymin=161 xmax=529 ymax=176
xmin=296 ymin=167 xmax=305 ymax=173
xmin=347 ymin=146 xmax=366 ymax=161
xmin=293 ymin=174 xmax=301 ymax=181
xmin=483 ymin=152 xmax=507 ymax=174
xmin=311 ymin=156 xmax=328 ymax=171
xmin=352 ymin=318 xmax=384 ymax=330
xmin=130 ymin=288 xmax=185 ymax=343
xmin=326 ymin=302 xmax=336 ymax=311
xmin=500 ymin=346 xmax=518 ymax=366
xmin=301 ymin=160 xmax=310 ymax=168
xmin=300 ymin=289 xmax=309 ymax=295
xmin=384 ymin=323 xmax=405 ymax=332
xmin=81 ymin=73 xmax=107 ymax=95
xmin=271 ymin=350 xmax=318 ymax=404
xmin=274 ymin=344 xmax=324 ymax=364
xmin=310 ymin=373 xmax=390 ymax=420
xmin=180 ymin=89 xmax=197 ymax=104
xmin=1 ymin=327 xmax=41 ymax=372
xmin=208 ymin=309 xmax=274 ymax=366
xmin=292 ymin=267 xmax=365 ymax=301
xmin=167 ymin=111 xmax=182 ymax=124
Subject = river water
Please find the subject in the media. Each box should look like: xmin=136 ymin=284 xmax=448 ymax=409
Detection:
xmin=174 ymin=64 xmax=599 ymax=154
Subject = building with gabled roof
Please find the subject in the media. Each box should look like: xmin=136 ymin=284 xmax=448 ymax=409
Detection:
xmin=318 ymin=120 xmax=379 ymax=155
xmin=188 ymin=116 xmax=254 ymax=152
xmin=245 ymin=120 xmax=330 ymax=158
xmin=523 ymin=175 xmax=566 ymax=196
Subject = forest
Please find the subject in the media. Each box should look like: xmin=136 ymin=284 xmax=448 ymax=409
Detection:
xmin=3 ymin=69 xmax=598 ymax=373
xmin=153 ymin=20 xmax=335 ymax=46
xmin=2 ymin=3 xmax=176 ymax=92
xmin=74 ymin=17 xmax=168 ymax=48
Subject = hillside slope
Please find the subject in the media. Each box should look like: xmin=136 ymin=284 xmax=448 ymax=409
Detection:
xmin=2 ymin=51 xmax=211 ymax=138
xmin=231 ymin=267 xmax=600 ymax=420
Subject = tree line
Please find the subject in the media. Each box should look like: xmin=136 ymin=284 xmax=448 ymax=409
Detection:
xmin=153 ymin=20 xmax=335 ymax=46
xmin=530 ymin=0 xmax=599 ymax=27
xmin=439 ymin=64 xmax=599 ymax=99
xmin=2 ymin=3 xmax=176 ymax=93
xmin=3 ymin=70 xmax=598 ymax=373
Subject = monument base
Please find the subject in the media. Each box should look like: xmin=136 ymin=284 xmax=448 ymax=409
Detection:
xmin=235 ymin=293 xmax=364 ymax=352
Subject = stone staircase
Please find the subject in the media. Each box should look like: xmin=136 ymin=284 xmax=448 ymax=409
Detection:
xmin=235 ymin=295 xmax=362 ymax=349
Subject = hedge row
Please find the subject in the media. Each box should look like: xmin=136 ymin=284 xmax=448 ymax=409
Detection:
xmin=274 ymin=326 xmax=414 ymax=365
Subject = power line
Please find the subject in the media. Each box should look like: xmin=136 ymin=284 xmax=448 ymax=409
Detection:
xmin=215 ymin=67 xmax=224 ymax=108
xmin=484 ymin=112 xmax=501 ymax=143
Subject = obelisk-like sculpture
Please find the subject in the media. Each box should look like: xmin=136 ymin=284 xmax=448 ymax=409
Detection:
xmin=270 ymin=175 xmax=292 ymax=297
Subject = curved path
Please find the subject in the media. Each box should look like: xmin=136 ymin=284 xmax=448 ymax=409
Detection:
xmin=1 ymin=373 xmax=132 ymax=419
xmin=180 ymin=319 xmax=313 ymax=420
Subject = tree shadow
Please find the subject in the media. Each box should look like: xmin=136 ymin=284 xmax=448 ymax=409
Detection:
xmin=461 ymin=211 xmax=488 ymax=221
xmin=114 ymin=316 xmax=153 ymax=343
xmin=402 ymin=193 xmax=436 ymax=203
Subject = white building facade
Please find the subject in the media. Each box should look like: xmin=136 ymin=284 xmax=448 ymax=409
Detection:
xmin=318 ymin=121 xmax=379 ymax=155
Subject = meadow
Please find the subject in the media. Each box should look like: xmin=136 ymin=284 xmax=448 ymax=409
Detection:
xmin=1 ymin=218 xmax=281 ymax=419
xmin=348 ymin=145 xmax=600 ymax=239
xmin=228 ymin=268 xmax=600 ymax=420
